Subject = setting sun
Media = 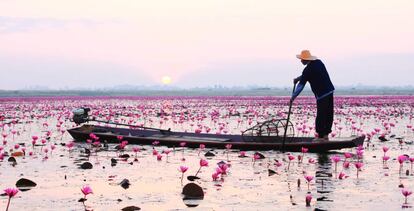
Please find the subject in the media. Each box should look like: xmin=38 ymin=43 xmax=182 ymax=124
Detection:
xmin=161 ymin=76 xmax=172 ymax=85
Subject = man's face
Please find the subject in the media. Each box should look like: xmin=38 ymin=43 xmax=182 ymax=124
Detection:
xmin=301 ymin=59 xmax=309 ymax=65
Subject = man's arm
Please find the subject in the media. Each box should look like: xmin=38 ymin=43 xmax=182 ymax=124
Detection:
xmin=290 ymin=72 xmax=308 ymax=102
xmin=291 ymin=82 xmax=305 ymax=101
xmin=290 ymin=66 xmax=311 ymax=102
xmin=293 ymin=76 xmax=301 ymax=84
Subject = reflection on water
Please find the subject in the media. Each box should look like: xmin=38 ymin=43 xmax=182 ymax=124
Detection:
xmin=182 ymin=198 xmax=203 ymax=207
xmin=315 ymin=153 xmax=334 ymax=210
xmin=1 ymin=97 xmax=414 ymax=210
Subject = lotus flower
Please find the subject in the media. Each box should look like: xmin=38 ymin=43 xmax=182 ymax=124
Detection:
xmin=4 ymin=188 xmax=19 ymax=211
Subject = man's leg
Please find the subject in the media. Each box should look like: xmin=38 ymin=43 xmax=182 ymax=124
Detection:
xmin=325 ymin=94 xmax=334 ymax=136
xmin=315 ymin=99 xmax=326 ymax=138
xmin=316 ymin=95 xmax=333 ymax=138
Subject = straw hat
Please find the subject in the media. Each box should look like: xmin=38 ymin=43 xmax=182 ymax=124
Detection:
xmin=296 ymin=50 xmax=317 ymax=61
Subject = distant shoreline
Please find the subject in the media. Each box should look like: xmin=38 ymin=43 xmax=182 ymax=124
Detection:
xmin=0 ymin=88 xmax=413 ymax=97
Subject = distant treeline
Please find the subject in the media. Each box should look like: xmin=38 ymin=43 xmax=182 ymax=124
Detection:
xmin=0 ymin=88 xmax=413 ymax=97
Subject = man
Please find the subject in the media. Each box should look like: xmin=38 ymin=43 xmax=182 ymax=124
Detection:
xmin=290 ymin=50 xmax=335 ymax=141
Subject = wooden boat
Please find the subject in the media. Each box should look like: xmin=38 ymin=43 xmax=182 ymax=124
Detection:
xmin=67 ymin=124 xmax=365 ymax=152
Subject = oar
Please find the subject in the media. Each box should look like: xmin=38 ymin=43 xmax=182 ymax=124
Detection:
xmin=282 ymin=82 xmax=297 ymax=152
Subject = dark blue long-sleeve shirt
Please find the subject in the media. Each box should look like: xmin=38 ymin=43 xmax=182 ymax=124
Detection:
xmin=292 ymin=59 xmax=335 ymax=100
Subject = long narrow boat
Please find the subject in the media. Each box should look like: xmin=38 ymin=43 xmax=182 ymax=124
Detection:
xmin=67 ymin=124 xmax=365 ymax=152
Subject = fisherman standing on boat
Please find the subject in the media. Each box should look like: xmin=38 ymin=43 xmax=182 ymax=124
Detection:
xmin=290 ymin=50 xmax=335 ymax=141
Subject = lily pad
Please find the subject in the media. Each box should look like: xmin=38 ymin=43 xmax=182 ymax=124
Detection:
xmin=182 ymin=183 xmax=204 ymax=208
xmin=204 ymin=151 xmax=215 ymax=157
xmin=78 ymin=198 xmax=87 ymax=202
xmin=119 ymin=154 xmax=130 ymax=159
xmin=187 ymin=176 xmax=200 ymax=181
xmin=119 ymin=179 xmax=131 ymax=189
xmin=268 ymin=169 xmax=276 ymax=176
xmin=16 ymin=178 xmax=37 ymax=191
xmin=182 ymin=183 xmax=204 ymax=199
xmin=254 ymin=152 xmax=265 ymax=159
xmin=111 ymin=158 xmax=118 ymax=167
xmin=121 ymin=206 xmax=141 ymax=211
xmin=80 ymin=162 xmax=93 ymax=169
xmin=8 ymin=156 xmax=17 ymax=163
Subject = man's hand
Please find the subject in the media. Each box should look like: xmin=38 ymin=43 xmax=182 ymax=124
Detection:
xmin=293 ymin=77 xmax=300 ymax=84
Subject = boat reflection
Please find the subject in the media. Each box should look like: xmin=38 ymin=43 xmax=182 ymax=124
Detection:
xmin=315 ymin=153 xmax=335 ymax=210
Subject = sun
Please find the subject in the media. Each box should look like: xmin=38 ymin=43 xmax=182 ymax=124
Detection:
xmin=161 ymin=76 xmax=172 ymax=85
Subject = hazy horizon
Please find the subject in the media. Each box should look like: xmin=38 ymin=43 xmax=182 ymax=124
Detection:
xmin=1 ymin=1 xmax=413 ymax=89
xmin=3 ymin=83 xmax=414 ymax=91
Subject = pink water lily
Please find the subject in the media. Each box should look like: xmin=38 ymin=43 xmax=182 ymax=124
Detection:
xmin=4 ymin=188 xmax=19 ymax=211
xmin=398 ymin=155 xmax=408 ymax=174
xmin=354 ymin=162 xmax=364 ymax=178
xmin=217 ymin=163 xmax=229 ymax=175
xmin=304 ymin=175 xmax=314 ymax=191
xmin=398 ymin=155 xmax=407 ymax=164
xmin=287 ymin=154 xmax=295 ymax=170
xmin=252 ymin=153 xmax=261 ymax=166
xmin=402 ymin=189 xmax=412 ymax=204
xmin=200 ymin=159 xmax=209 ymax=167
xmin=301 ymin=147 xmax=308 ymax=153
xmin=409 ymin=157 xmax=414 ymax=172
xmin=4 ymin=188 xmax=19 ymax=197
xmin=356 ymin=149 xmax=364 ymax=160
xmin=225 ymin=144 xmax=232 ymax=160
xmin=344 ymin=152 xmax=353 ymax=159
xmin=179 ymin=166 xmax=189 ymax=173
xmin=194 ymin=159 xmax=209 ymax=177
xmin=212 ymin=172 xmax=220 ymax=181
xmin=198 ymin=144 xmax=206 ymax=155
xmin=66 ymin=141 xmax=75 ymax=152
xmin=343 ymin=161 xmax=350 ymax=169
xmin=300 ymin=147 xmax=308 ymax=163
xmin=157 ymin=154 xmax=162 ymax=161
xmin=338 ymin=172 xmax=347 ymax=180
xmin=81 ymin=185 xmax=93 ymax=198
xmin=331 ymin=155 xmax=341 ymax=172
xmin=132 ymin=146 xmax=140 ymax=160
xmin=89 ymin=133 xmax=98 ymax=141
xmin=179 ymin=166 xmax=188 ymax=185
xmin=306 ymin=194 xmax=312 ymax=207
xmin=304 ymin=175 xmax=314 ymax=182
xmin=308 ymin=158 xmax=316 ymax=164
xmin=118 ymin=140 xmax=128 ymax=150
xmin=275 ymin=160 xmax=283 ymax=168
xmin=180 ymin=142 xmax=187 ymax=160
xmin=297 ymin=155 xmax=303 ymax=163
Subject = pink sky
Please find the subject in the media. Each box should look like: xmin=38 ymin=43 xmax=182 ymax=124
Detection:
xmin=0 ymin=0 xmax=413 ymax=89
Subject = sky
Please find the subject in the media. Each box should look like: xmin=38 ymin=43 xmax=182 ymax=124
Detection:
xmin=0 ymin=0 xmax=413 ymax=89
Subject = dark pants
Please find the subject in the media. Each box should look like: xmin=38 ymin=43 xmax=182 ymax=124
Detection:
xmin=316 ymin=94 xmax=334 ymax=137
